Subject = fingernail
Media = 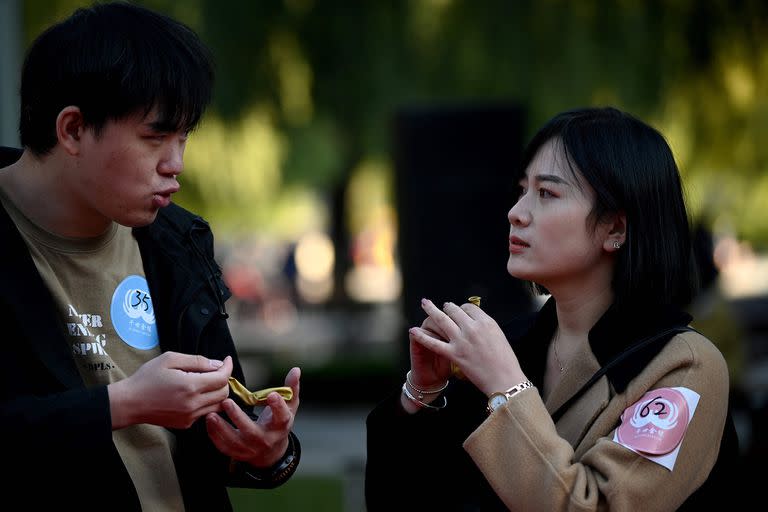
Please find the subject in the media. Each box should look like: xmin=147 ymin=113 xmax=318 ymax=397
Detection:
xmin=210 ymin=359 xmax=224 ymax=368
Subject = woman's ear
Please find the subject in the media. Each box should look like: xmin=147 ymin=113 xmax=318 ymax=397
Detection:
xmin=56 ymin=106 xmax=84 ymax=155
xmin=604 ymin=211 xmax=627 ymax=252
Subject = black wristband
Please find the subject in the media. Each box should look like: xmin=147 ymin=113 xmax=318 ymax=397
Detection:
xmin=232 ymin=431 xmax=301 ymax=489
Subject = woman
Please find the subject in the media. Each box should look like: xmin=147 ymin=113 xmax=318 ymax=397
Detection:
xmin=366 ymin=107 xmax=735 ymax=511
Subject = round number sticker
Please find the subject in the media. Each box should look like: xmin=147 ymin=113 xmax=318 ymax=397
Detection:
xmin=617 ymin=387 xmax=690 ymax=455
xmin=110 ymin=274 xmax=159 ymax=350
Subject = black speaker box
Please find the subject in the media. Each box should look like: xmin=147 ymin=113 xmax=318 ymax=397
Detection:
xmin=393 ymin=104 xmax=533 ymax=364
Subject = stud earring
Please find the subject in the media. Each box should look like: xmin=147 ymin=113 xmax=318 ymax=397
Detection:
xmin=613 ymin=241 xmax=621 ymax=249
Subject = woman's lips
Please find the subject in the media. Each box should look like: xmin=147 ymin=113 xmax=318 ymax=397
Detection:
xmin=509 ymin=236 xmax=530 ymax=254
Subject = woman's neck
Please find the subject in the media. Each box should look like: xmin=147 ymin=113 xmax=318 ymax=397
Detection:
xmin=553 ymin=286 xmax=614 ymax=339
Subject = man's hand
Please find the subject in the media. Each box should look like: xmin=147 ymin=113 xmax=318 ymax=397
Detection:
xmin=205 ymin=367 xmax=301 ymax=468
xmin=108 ymin=352 xmax=233 ymax=430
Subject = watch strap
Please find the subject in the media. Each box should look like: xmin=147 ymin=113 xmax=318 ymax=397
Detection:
xmin=486 ymin=380 xmax=534 ymax=414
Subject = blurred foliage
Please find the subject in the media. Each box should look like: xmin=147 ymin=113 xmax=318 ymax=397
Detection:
xmin=21 ymin=0 xmax=768 ymax=246
xmin=228 ymin=474 xmax=343 ymax=511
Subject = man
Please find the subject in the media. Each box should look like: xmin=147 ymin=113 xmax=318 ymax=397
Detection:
xmin=0 ymin=2 xmax=300 ymax=510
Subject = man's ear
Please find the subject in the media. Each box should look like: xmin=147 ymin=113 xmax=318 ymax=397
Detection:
xmin=56 ymin=106 xmax=85 ymax=156
xmin=604 ymin=211 xmax=627 ymax=252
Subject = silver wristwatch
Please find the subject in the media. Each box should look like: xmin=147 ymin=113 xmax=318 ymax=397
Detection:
xmin=486 ymin=380 xmax=534 ymax=414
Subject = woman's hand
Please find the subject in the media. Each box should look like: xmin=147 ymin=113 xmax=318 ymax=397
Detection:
xmin=408 ymin=313 xmax=452 ymax=391
xmin=409 ymin=299 xmax=527 ymax=395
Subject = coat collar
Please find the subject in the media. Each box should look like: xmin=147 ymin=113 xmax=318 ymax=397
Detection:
xmin=0 ymin=199 xmax=84 ymax=388
xmin=0 ymin=147 xmax=81 ymax=387
xmin=507 ymin=296 xmax=692 ymax=394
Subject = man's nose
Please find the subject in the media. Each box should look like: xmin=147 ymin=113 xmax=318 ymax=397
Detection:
xmin=159 ymin=143 xmax=184 ymax=176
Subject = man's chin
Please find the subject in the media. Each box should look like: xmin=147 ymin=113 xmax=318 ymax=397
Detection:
xmin=118 ymin=210 xmax=160 ymax=228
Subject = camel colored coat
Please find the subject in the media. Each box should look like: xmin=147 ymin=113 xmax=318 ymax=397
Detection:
xmin=464 ymin=329 xmax=728 ymax=511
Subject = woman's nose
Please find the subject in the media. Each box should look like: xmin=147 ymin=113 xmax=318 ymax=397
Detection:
xmin=508 ymin=197 xmax=530 ymax=226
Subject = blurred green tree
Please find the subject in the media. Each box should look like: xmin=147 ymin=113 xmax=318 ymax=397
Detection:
xmin=20 ymin=0 xmax=768 ymax=247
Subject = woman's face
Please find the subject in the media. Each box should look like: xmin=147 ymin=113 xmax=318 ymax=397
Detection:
xmin=506 ymin=138 xmax=615 ymax=294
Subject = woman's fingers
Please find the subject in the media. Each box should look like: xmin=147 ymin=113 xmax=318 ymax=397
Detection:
xmin=420 ymin=298 xmax=467 ymax=335
xmin=409 ymin=326 xmax=452 ymax=359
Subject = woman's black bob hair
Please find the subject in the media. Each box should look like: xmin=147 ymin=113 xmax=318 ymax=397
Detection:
xmin=516 ymin=107 xmax=698 ymax=308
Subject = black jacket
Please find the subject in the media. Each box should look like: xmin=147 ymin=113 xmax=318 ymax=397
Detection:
xmin=0 ymin=147 xmax=298 ymax=511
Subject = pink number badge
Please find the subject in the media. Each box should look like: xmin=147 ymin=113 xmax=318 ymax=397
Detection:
xmin=616 ymin=387 xmax=690 ymax=455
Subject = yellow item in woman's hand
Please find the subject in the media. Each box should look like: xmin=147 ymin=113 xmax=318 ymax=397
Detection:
xmin=228 ymin=377 xmax=293 ymax=406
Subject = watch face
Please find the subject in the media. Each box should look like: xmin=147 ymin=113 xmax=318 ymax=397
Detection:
xmin=488 ymin=393 xmax=508 ymax=411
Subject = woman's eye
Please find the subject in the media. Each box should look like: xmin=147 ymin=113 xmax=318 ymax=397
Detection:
xmin=539 ymin=188 xmax=554 ymax=198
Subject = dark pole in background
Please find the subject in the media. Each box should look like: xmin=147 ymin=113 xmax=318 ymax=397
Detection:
xmin=393 ymin=103 xmax=533 ymax=372
xmin=0 ymin=0 xmax=21 ymax=148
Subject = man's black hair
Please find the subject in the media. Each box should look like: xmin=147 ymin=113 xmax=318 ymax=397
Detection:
xmin=20 ymin=1 xmax=214 ymax=155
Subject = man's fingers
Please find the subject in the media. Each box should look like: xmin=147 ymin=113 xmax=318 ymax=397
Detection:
xmin=284 ymin=367 xmax=301 ymax=408
xmin=264 ymin=392 xmax=293 ymax=430
xmin=184 ymin=356 xmax=233 ymax=393
xmin=164 ymin=351 xmax=230 ymax=373
xmin=205 ymin=411 xmax=248 ymax=456
xmin=196 ymin=384 xmax=231 ymax=408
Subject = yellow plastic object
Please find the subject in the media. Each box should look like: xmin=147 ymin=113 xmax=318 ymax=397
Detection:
xmin=228 ymin=377 xmax=293 ymax=406
xmin=450 ymin=296 xmax=481 ymax=379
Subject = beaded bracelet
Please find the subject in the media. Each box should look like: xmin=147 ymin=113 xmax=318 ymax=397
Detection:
xmin=405 ymin=370 xmax=449 ymax=400
xmin=231 ymin=431 xmax=301 ymax=488
xmin=402 ymin=383 xmax=447 ymax=410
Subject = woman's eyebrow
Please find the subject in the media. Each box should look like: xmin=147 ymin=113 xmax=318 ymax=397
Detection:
xmin=532 ymin=173 xmax=571 ymax=186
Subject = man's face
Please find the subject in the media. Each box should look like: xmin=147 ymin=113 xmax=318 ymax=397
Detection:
xmin=73 ymin=109 xmax=186 ymax=228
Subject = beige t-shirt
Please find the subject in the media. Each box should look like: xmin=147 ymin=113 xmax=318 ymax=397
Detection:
xmin=0 ymin=190 xmax=185 ymax=511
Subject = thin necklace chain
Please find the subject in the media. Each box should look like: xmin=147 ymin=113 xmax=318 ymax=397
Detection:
xmin=553 ymin=329 xmax=566 ymax=373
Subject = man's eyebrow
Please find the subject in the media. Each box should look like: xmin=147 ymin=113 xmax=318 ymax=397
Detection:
xmin=143 ymin=120 xmax=178 ymax=133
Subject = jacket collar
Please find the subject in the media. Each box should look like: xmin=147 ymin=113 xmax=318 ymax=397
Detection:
xmin=587 ymin=298 xmax=691 ymax=390
xmin=0 ymin=199 xmax=84 ymax=388
xmin=0 ymin=147 xmax=82 ymax=387
xmin=132 ymin=204 xmax=231 ymax=353
xmin=508 ymin=296 xmax=692 ymax=393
